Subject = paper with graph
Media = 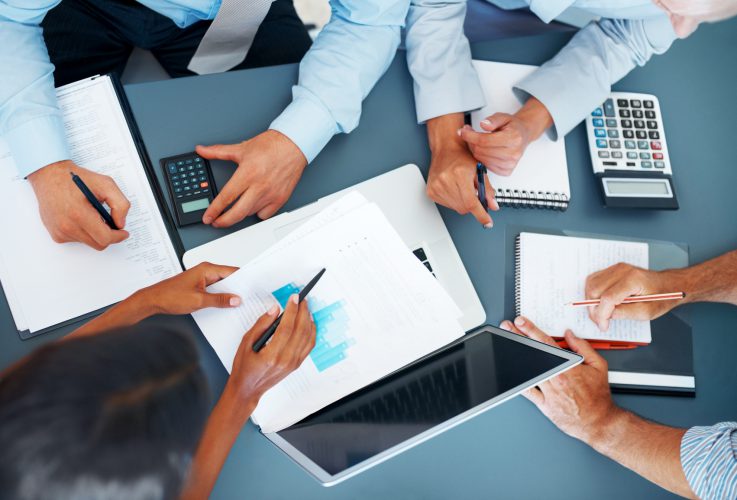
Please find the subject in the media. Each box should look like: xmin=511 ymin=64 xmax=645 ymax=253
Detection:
xmin=515 ymin=232 xmax=651 ymax=343
xmin=192 ymin=193 xmax=464 ymax=432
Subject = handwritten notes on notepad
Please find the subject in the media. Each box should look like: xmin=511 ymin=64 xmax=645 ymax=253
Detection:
xmin=0 ymin=76 xmax=181 ymax=333
xmin=515 ymin=233 xmax=651 ymax=343
xmin=192 ymin=193 xmax=465 ymax=432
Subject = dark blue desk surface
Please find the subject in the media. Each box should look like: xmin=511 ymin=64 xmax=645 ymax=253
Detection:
xmin=3 ymin=21 xmax=737 ymax=499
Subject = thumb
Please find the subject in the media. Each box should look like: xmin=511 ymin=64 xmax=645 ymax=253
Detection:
xmin=200 ymin=291 xmax=242 ymax=309
xmin=480 ymin=113 xmax=513 ymax=132
xmin=109 ymin=229 xmax=130 ymax=244
xmin=196 ymin=143 xmax=241 ymax=163
xmin=242 ymin=305 xmax=280 ymax=349
xmin=564 ymin=330 xmax=606 ymax=369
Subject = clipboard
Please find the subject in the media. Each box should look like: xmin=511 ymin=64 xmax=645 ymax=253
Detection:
xmin=503 ymin=224 xmax=695 ymax=396
xmin=2 ymin=74 xmax=185 ymax=340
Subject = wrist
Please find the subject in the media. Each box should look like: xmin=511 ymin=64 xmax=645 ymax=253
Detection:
xmin=586 ymin=406 xmax=631 ymax=455
xmin=514 ymin=97 xmax=553 ymax=141
xmin=27 ymin=160 xmax=72 ymax=185
xmin=427 ymin=113 xmax=468 ymax=155
xmin=128 ymin=288 xmax=162 ymax=320
xmin=264 ymin=129 xmax=308 ymax=169
xmin=222 ymin=379 xmax=259 ymax=424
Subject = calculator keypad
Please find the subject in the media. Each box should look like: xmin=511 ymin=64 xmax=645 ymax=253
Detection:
xmin=586 ymin=93 xmax=672 ymax=174
xmin=165 ymin=156 xmax=211 ymax=200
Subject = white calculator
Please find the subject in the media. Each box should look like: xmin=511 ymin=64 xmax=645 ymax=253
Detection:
xmin=585 ymin=92 xmax=678 ymax=209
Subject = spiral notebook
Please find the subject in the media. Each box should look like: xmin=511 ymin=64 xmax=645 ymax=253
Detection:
xmin=471 ymin=60 xmax=570 ymax=210
xmin=514 ymin=232 xmax=651 ymax=344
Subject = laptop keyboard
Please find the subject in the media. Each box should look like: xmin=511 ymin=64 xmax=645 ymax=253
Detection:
xmin=413 ymin=247 xmax=435 ymax=278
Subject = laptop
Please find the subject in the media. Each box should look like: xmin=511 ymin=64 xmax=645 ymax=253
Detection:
xmin=182 ymin=164 xmax=582 ymax=485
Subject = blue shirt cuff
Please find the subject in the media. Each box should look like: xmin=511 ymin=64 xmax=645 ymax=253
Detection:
xmin=4 ymin=115 xmax=71 ymax=177
xmin=269 ymin=95 xmax=338 ymax=164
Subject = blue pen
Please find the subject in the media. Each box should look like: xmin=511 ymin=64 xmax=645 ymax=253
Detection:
xmin=476 ymin=162 xmax=488 ymax=210
xmin=70 ymin=172 xmax=118 ymax=230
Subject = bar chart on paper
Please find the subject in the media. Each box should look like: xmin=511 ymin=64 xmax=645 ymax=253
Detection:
xmin=272 ymin=283 xmax=355 ymax=372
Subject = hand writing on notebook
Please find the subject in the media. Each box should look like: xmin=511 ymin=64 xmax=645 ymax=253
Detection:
xmin=196 ymin=130 xmax=307 ymax=228
xmin=426 ymin=114 xmax=499 ymax=228
xmin=28 ymin=160 xmax=130 ymax=250
xmin=585 ymin=263 xmax=681 ymax=331
xmin=458 ymin=97 xmax=553 ymax=176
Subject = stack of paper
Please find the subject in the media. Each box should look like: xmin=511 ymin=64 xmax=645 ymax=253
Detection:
xmin=0 ymin=76 xmax=181 ymax=334
xmin=192 ymin=192 xmax=465 ymax=432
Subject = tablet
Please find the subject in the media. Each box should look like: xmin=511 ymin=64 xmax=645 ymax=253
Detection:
xmin=262 ymin=325 xmax=582 ymax=486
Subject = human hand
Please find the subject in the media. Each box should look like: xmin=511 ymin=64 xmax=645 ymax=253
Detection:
xmin=458 ymin=97 xmax=553 ymax=176
xmin=585 ymin=263 xmax=680 ymax=331
xmin=499 ymin=316 xmax=620 ymax=445
xmin=427 ymin=146 xmax=499 ymax=228
xmin=28 ymin=160 xmax=131 ymax=250
xmin=196 ymin=130 xmax=307 ymax=228
xmin=138 ymin=262 xmax=241 ymax=316
xmin=228 ymin=295 xmax=316 ymax=402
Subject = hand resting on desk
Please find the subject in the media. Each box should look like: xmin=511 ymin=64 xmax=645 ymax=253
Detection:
xmin=27 ymin=160 xmax=130 ymax=250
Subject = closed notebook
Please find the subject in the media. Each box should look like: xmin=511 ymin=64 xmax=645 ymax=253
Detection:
xmin=515 ymin=232 xmax=651 ymax=344
xmin=471 ymin=60 xmax=570 ymax=210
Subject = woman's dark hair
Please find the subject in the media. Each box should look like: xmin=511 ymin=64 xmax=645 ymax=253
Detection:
xmin=0 ymin=326 xmax=210 ymax=500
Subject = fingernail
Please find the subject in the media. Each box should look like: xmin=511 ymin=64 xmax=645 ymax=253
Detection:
xmin=514 ymin=316 xmax=525 ymax=326
xmin=202 ymin=216 xmax=212 ymax=224
xmin=500 ymin=321 xmax=511 ymax=329
xmin=457 ymin=128 xmax=463 ymax=137
xmin=481 ymin=119 xmax=491 ymax=127
xmin=309 ymin=313 xmax=315 ymax=323
xmin=484 ymin=222 xmax=493 ymax=230
xmin=290 ymin=294 xmax=298 ymax=304
xmin=268 ymin=304 xmax=279 ymax=316
xmin=229 ymin=297 xmax=241 ymax=307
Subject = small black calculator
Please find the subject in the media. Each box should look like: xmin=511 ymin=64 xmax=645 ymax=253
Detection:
xmin=160 ymin=152 xmax=217 ymax=226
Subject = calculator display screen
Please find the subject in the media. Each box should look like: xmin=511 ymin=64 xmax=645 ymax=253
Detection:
xmin=604 ymin=179 xmax=671 ymax=197
xmin=181 ymin=197 xmax=210 ymax=213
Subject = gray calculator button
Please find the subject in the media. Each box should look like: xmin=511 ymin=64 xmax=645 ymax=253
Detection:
xmin=636 ymin=130 xmax=647 ymax=139
xmin=173 ymin=181 xmax=181 ymax=187
xmin=641 ymin=161 xmax=652 ymax=168
xmin=630 ymin=99 xmax=642 ymax=108
xmin=612 ymin=151 xmax=623 ymax=159
xmin=607 ymin=129 xmax=619 ymax=138
xmin=619 ymin=109 xmax=631 ymax=118
xmin=634 ymin=120 xmax=645 ymax=128
xmin=605 ymin=119 xmax=617 ymax=127
xmin=188 ymin=165 xmax=195 ymax=170
xmin=632 ymin=109 xmax=643 ymax=119
xmin=182 ymin=179 xmax=189 ymax=184
xmin=195 ymin=157 xmax=202 ymax=162
xmin=623 ymin=130 xmax=634 ymax=139
xmin=617 ymin=99 xmax=629 ymax=107
xmin=189 ymin=172 xmax=196 ymax=177
xmin=645 ymin=110 xmax=656 ymax=119
xmin=644 ymin=100 xmax=654 ymax=109
xmin=185 ymin=192 xmax=192 ymax=197
xmin=640 ymin=152 xmax=650 ymax=159
xmin=178 ymin=167 xmax=186 ymax=173
xmin=626 ymin=152 xmax=637 ymax=159
xmin=609 ymin=140 xmax=621 ymax=148
xmin=649 ymin=131 xmax=660 ymax=140
xmin=167 ymin=162 xmax=177 ymax=174
xmin=184 ymin=186 xmax=191 ymax=191
xmin=193 ymin=190 xmax=201 ymax=196
xmin=637 ymin=140 xmax=649 ymax=149
xmin=654 ymin=161 xmax=665 ymax=169
xmin=603 ymin=98 xmax=615 ymax=117
xmin=621 ymin=119 xmax=632 ymax=128
xmin=202 ymin=189 xmax=209 ymax=193
xmin=176 ymin=160 xmax=184 ymax=166
xmin=197 ymin=169 xmax=204 ymax=175
xmin=176 ymin=194 xmax=184 ymax=199
xmin=174 ymin=187 xmax=182 ymax=193
xmin=199 ymin=175 xmax=207 ymax=181
xmin=646 ymin=121 xmax=658 ymax=129
xmin=185 ymin=159 xmax=193 ymax=164
xmin=171 ymin=174 xmax=179 ymax=180
xmin=625 ymin=140 xmax=636 ymax=149
xmin=598 ymin=151 xmax=610 ymax=158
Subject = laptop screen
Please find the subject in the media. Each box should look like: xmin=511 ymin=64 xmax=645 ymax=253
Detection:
xmin=275 ymin=328 xmax=572 ymax=477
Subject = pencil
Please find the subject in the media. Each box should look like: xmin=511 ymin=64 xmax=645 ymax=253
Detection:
xmin=567 ymin=292 xmax=685 ymax=307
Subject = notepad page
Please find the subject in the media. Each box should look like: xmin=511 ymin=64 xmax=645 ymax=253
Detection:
xmin=0 ymin=76 xmax=181 ymax=333
xmin=517 ymin=233 xmax=651 ymax=343
xmin=470 ymin=61 xmax=569 ymax=197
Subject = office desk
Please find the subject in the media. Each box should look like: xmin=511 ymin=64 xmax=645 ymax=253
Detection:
xmin=3 ymin=20 xmax=737 ymax=500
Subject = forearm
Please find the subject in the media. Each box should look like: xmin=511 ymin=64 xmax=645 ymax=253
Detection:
xmin=180 ymin=383 xmax=257 ymax=500
xmin=427 ymin=113 xmax=466 ymax=154
xmin=662 ymin=249 xmax=737 ymax=306
xmin=514 ymin=97 xmax=553 ymax=141
xmin=589 ymin=409 xmax=694 ymax=499
xmin=70 ymin=290 xmax=156 ymax=339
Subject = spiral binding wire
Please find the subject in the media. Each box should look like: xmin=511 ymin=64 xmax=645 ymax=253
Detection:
xmin=514 ymin=235 xmax=522 ymax=318
xmin=496 ymin=189 xmax=569 ymax=211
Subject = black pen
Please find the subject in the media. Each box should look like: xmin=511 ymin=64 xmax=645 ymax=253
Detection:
xmin=476 ymin=162 xmax=488 ymax=210
xmin=252 ymin=268 xmax=326 ymax=352
xmin=70 ymin=172 xmax=118 ymax=230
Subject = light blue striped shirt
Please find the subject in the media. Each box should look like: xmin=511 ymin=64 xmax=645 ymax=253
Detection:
xmin=681 ymin=422 xmax=737 ymax=500
xmin=0 ymin=0 xmax=409 ymax=176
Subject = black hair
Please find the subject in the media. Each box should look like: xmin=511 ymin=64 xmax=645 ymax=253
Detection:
xmin=0 ymin=326 xmax=210 ymax=500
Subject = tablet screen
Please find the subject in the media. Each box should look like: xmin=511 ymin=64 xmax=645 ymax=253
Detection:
xmin=275 ymin=328 xmax=573 ymax=477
